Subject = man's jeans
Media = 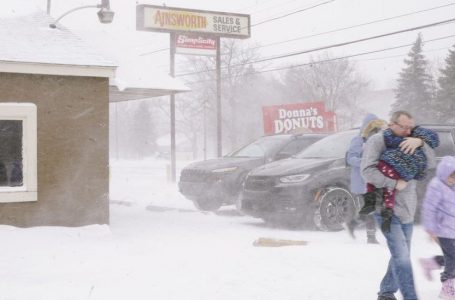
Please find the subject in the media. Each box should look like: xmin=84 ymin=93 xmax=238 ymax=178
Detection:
xmin=374 ymin=213 xmax=417 ymax=300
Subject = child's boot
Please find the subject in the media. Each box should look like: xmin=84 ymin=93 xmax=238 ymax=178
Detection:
xmin=419 ymin=257 xmax=440 ymax=281
xmin=380 ymin=208 xmax=393 ymax=233
xmin=359 ymin=191 xmax=377 ymax=215
xmin=440 ymin=278 xmax=455 ymax=299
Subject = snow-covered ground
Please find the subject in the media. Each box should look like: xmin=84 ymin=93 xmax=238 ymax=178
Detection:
xmin=0 ymin=159 xmax=444 ymax=299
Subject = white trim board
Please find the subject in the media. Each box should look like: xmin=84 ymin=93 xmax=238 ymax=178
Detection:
xmin=0 ymin=103 xmax=37 ymax=203
xmin=0 ymin=61 xmax=116 ymax=78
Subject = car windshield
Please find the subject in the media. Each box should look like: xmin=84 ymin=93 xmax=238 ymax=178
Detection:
xmin=227 ymin=135 xmax=291 ymax=158
xmin=295 ymin=130 xmax=358 ymax=159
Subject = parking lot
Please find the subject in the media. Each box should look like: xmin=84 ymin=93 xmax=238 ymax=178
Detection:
xmin=0 ymin=161 xmax=446 ymax=300
xmin=107 ymin=159 xmax=442 ymax=300
xmin=0 ymin=159 xmax=443 ymax=299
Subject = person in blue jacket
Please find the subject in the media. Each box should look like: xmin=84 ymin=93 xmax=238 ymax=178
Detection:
xmin=346 ymin=113 xmax=386 ymax=244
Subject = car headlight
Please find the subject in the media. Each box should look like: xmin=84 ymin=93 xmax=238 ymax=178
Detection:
xmin=212 ymin=167 xmax=238 ymax=173
xmin=279 ymin=174 xmax=310 ymax=183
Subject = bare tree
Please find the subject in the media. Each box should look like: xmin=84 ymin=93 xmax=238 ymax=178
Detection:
xmin=177 ymin=39 xmax=268 ymax=156
xmin=281 ymin=52 xmax=370 ymax=130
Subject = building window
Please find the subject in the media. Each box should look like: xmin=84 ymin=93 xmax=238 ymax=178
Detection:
xmin=0 ymin=103 xmax=37 ymax=202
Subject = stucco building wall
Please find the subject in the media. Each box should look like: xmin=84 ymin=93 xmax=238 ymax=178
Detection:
xmin=0 ymin=72 xmax=109 ymax=226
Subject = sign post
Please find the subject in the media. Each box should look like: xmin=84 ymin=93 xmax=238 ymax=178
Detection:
xmin=215 ymin=36 xmax=222 ymax=157
xmin=169 ymin=32 xmax=176 ymax=182
xmin=136 ymin=5 xmax=250 ymax=181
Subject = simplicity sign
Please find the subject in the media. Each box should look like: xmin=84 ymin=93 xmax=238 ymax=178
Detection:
xmin=136 ymin=5 xmax=250 ymax=39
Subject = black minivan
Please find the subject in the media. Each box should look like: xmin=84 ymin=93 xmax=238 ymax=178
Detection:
xmin=239 ymin=125 xmax=455 ymax=231
xmin=179 ymin=133 xmax=327 ymax=211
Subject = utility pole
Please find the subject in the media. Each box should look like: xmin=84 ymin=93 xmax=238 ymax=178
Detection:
xmin=47 ymin=0 xmax=51 ymax=14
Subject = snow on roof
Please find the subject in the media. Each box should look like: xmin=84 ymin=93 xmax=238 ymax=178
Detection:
xmin=0 ymin=1 xmax=189 ymax=97
xmin=0 ymin=3 xmax=116 ymax=78
xmin=0 ymin=1 xmax=41 ymax=18
xmin=75 ymin=30 xmax=190 ymax=96
xmin=110 ymin=61 xmax=190 ymax=93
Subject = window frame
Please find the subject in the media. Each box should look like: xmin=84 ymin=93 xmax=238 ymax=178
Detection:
xmin=0 ymin=103 xmax=37 ymax=202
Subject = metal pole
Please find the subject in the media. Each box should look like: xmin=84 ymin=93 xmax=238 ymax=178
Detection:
xmin=101 ymin=0 xmax=111 ymax=9
xmin=203 ymin=96 xmax=207 ymax=160
xmin=47 ymin=0 xmax=51 ymax=14
xmin=170 ymin=33 xmax=177 ymax=182
xmin=115 ymin=102 xmax=119 ymax=159
xmin=216 ymin=37 xmax=222 ymax=157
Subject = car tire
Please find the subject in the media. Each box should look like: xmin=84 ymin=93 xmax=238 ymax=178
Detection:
xmin=192 ymin=197 xmax=223 ymax=212
xmin=314 ymin=187 xmax=355 ymax=231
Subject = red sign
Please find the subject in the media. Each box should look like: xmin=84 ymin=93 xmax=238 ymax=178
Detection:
xmin=175 ymin=34 xmax=217 ymax=56
xmin=262 ymin=102 xmax=336 ymax=135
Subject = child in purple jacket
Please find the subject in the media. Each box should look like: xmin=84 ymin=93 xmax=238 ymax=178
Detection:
xmin=420 ymin=156 xmax=455 ymax=300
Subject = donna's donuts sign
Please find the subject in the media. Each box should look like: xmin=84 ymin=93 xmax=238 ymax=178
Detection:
xmin=262 ymin=102 xmax=337 ymax=134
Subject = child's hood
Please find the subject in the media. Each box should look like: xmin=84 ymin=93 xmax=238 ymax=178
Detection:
xmin=436 ymin=156 xmax=455 ymax=182
xmin=359 ymin=114 xmax=377 ymax=133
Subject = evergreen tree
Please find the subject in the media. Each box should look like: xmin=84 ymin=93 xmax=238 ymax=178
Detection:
xmin=392 ymin=34 xmax=435 ymax=122
xmin=435 ymin=46 xmax=455 ymax=122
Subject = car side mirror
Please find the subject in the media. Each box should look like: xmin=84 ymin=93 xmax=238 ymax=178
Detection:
xmin=275 ymin=152 xmax=292 ymax=160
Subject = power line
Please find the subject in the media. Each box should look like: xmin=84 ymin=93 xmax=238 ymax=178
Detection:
xmin=236 ymin=0 xmax=278 ymax=13
xmin=138 ymin=2 xmax=455 ymax=57
xmin=250 ymin=0 xmax=334 ymax=27
xmin=247 ymin=0 xmax=310 ymax=15
xmin=139 ymin=47 xmax=168 ymax=56
xmin=251 ymin=2 xmax=455 ymax=50
xmin=176 ymin=17 xmax=455 ymax=77
xmin=359 ymin=46 xmax=452 ymax=62
xmin=183 ymin=34 xmax=455 ymax=85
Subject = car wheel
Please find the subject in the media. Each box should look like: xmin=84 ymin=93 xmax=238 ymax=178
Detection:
xmin=314 ymin=187 xmax=355 ymax=231
xmin=192 ymin=197 xmax=222 ymax=211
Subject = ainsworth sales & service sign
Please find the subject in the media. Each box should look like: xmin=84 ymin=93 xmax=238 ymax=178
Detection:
xmin=137 ymin=5 xmax=250 ymax=39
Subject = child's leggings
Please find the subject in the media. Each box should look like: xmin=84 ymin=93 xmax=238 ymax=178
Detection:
xmin=366 ymin=161 xmax=400 ymax=209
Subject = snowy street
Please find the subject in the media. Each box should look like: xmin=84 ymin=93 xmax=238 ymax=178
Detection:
xmin=0 ymin=160 xmax=444 ymax=299
xmin=1 ymin=1 xmax=455 ymax=299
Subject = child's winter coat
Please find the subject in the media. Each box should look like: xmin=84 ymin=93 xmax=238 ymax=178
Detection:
xmin=422 ymin=156 xmax=455 ymax=239
xmin=346 ymin=114 xmax=385 ymax=194
xmin=380 ymin=126 xmax=439 ymax=181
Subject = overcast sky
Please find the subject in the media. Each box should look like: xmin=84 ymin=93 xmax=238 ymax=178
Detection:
xmin=25 ymin=0 xmax=455 ymax=89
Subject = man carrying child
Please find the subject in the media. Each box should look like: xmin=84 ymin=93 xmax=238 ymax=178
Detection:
xmin=361 ymin=110 xmax=437 ymax=300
